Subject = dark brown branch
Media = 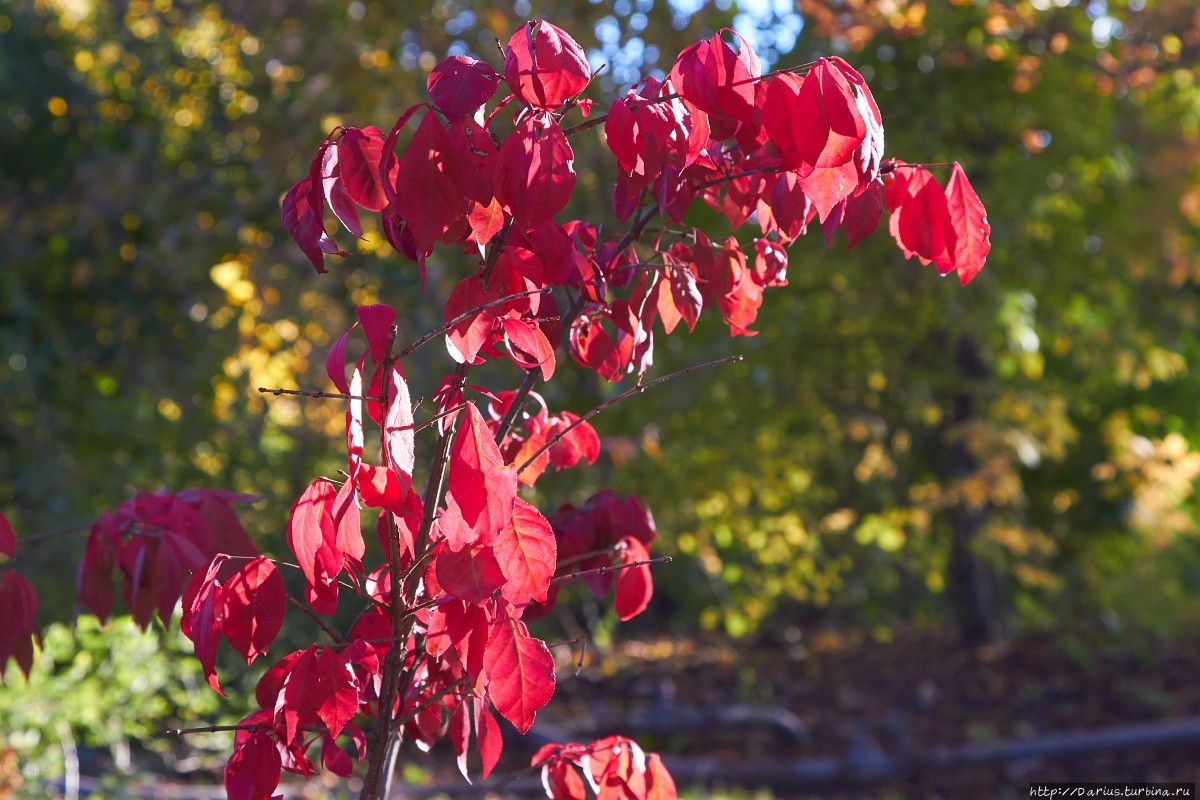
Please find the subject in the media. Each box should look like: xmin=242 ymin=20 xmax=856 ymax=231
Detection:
xmin=884 ymin=161 xmax=956 ymax=172
xmin=288 ymin=595 xmax=341 ymax=643
xmin=166 ymin=724 xmax=269 ymax=736
xmin=517 ymin=355 xmax=743 ymax=474
xmin=257 ymin=386 xmax=380 ymax=402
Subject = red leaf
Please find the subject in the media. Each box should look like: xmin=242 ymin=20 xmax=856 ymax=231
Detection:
xmin=436 ymin=543 xmax=507 ymax=603
xmin=383 ymin=364 xmax=415 ymax=478
xmin=468 ymin=198 xmax=506 ymax=250
xmin=277 ymin=645 xmax=360 ymax=741
xmin=447 ymin=404 xmax=518 ymax=545
xmin=484 ymin=612 xmax=555 ymax=733
xmin=504 ymin=21 xmax=591 ymax=111
xmin=944 ymin=163 xmax=991 ymax=285
xmin=842 ymin=178 xmax=884 ymax=248
xmin=547 ymin=412 xmax=600 ymax=471
xmin=0 ymin=570 xmax=39 ymax=680
xmin=763 ymin=58 xmax=865 ymax=174
xmin=798 ymin=160 xmax=859 ymax=224
xmin=321 ymin=140 xmax=363 ymax=237
xmin=493 ymin=113 xmax=576 ymax=229
xmin=338 ymin=126 xmax=396 ymax=212
xmin=286 ymin=479 xmax=344 ymax=612
xmin=752 ymin=239 xmax=788 ymax=287
xmin=646 ymin=753 xmax=678 ymax=800
xmin=76 ymin=518 xmax=118 ymax=621
xmin=670 ymin=31 xmax=760 ymax=125
xmin=180 ymin=557 xmax=225 ymax=694
xmin=494 ymin=497 xmax=557 ymax=606
xmin=224 ymin=729 xmax=282 ymax=800
xmin=444 ymin=275 xmax=499 ymax=365
xmin=890 ymin=165 xmax=953 ymax=274
xmin=502 ymin=318 xmax=556 ymax=381
xmin=477 ymin=703 xmax=503 ymax=779
xmin=321 ymin=737 xmax=354 ymax=778
xmin=542 ymin=757 xmax=589 ymax=800
xmin=356 ymin=304 xmax=396 ymax=365
xmin=393 ymin=110 xmax=464 ymax=260
xmin=451 ymin=698 xmax=472 ymax=781
xmin=613 ymin=537 xmax=653 ymax=622
xmin=333 ymin=478 xmax=364 ymax=572
xmin=281 ymin=177 xmax=338 ymax=274
xmin=713 ymin=238 xmax=762 ymax=337
xmin=347 ymin=360 xmax=364 ymax=481
xmin=428 ymin=56 xmax=500 ymax=119
xmin=0 ymin=511 xmax=15 ymax=558
xmin=220 ymin=556 xmax=285 ymax=666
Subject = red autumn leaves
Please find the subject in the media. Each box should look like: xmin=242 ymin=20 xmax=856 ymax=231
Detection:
xmin=0 ymin=19 xmax=995 ymax=800
xmin=282 ymin=23 xmax=988 ymax=384
xmin=0 ymin=511 xmax=38 ymax=681
xmin=202 ymin=292 xmax=660 ymax=798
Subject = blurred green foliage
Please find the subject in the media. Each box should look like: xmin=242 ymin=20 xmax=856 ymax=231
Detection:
xmin=1 ymin=0 xmax=1199 ymax=669
xmin=0 ymin=615 xmax=243 ymax=790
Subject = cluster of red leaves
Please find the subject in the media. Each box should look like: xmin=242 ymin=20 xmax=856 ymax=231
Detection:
xmin=198 ymin=299 xmax=666 ymax=798
xmin=0 ymin=511 xmax=39 ymax=680
xmin=535 ymin=736 xmax=676 ymax=800
xmin=284 ymin=28 xmax=987 ymax=390
xmin=74 ymin=488 xmax=261 ymax=630
xmin=246 ymin=19 xmax=989 ymax=799
xmin=0 ymin=18 xmax=992 ymax=800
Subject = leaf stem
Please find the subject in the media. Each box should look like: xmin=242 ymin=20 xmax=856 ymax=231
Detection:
xmin=550 ymin=555 xmax=671 ymax=586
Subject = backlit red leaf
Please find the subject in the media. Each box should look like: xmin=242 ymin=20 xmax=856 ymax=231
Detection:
xmin=383 ymin=364 xmax=415 ymax=478
xmin=224 ymin=729 xmax=282 ymax=800
xmin=484 ymin=612 xmax=555 ymax=733
xmin=220 ymin=556 xmax=285 ymax=666
xmin=494 ymin=497 xmax=557 ymax=606
xmin=180 ymin=557 xmax=225 ymax=694
xmin=447 ymin=404 xmax=518 ymax=545
xmin=428 ymin=56 xmax=500 ymax=119
xmin=890 ymin=165 xmax=953 ymax=274
xmin=337 ymin=126 xmax=396 ymax=212
xmin=282 ymin=178 xmax=336 ymax=274
xmin=944 ymin=162 xmax=991 ymax=285
xmin=493 ymin=113 xmax=576 ymax=229
xmin=504 ymin=21 xmax=591 ymax=111
xmin=613 ymin=537 xmax=653 ymax=622
xmin=436 ymin=543 xmax=507 ymax=602
xmin=393 ymin=111 xmax=464 ymax=259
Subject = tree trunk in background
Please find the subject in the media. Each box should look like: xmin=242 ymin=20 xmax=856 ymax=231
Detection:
xmin=946 ymin=337 xmax=1006 ymax=647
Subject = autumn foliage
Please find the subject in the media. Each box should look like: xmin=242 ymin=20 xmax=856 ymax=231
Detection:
xmin=0 ymin=18 xmax=988 ymax=800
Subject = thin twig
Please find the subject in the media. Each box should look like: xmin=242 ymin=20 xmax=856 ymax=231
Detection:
xmin=517 ymin=355 xmax=743 ymax=474
xmin=398 ymin=288 xmax=552 ymax=358
xmin=166 ymin=723 xmax=269 ymax=736
xmin=414 ymin=403 xmax=469 ymax=434
xmin=550 ymin=556 xmax=672 ymax=586
xmin=288 ymin=595 xmax=341 ymax=643
xmin=884 ymin=161 xmax=956 ymax=171
xmin=10 ymin=522 xmax=90 ymax=547
xmin=257 ymin=387 xmax=380 ymax=402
